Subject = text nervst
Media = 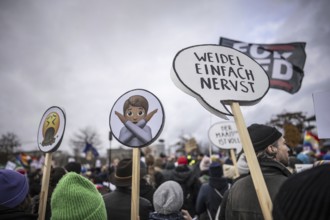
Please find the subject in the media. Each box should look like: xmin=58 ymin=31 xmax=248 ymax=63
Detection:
xmin=194 ymin=52 xmax=256 ymax=93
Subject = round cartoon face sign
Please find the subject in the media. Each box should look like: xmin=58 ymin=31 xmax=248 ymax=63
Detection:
xmin=109 ymin=89 xmax=165 ymax=148
xmin=37 ymin=106 xmax=66 ymax=153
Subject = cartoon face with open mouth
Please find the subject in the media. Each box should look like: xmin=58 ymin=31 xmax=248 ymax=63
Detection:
xmin=38 ymin=106 xmax=66 ymax=153
xmin=41 ymin=112 xmax=60 ymax=146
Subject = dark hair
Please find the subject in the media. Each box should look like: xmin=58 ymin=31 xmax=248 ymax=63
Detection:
xmin=50 ymin=167 xmax=66 ymax=187
xmin=123 ymin=95 xmax=149 ymax=113
xmin=15 ymin=194 xmax=31 ymax=212
xmin=257 ymin=139 xmax=279 ymax=159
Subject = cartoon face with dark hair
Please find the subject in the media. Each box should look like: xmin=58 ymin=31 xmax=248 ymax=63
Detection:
xmin=115 ymin=95 xmax=158 ymax=147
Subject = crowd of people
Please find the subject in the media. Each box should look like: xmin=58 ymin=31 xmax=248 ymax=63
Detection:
xmin=1 ymin=123 xmax=330 ymax=220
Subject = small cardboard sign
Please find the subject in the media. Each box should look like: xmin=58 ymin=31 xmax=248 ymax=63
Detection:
xmin=37 ymin=106 xmax=66 ymax=153
xmin=171 ymin=45 xmax=270 ymax=119
xmin=5 ymin=161 xmax=17 ymax=170
xmin=313 ymin=90 xmax=330 ymax=138
xmin=109 ymin=89 xmax=165 ymax=148
xmin=295 ymin=164 xmax=313 ymax=173
xmin=208 ymin=121 xmax=242 ymax=153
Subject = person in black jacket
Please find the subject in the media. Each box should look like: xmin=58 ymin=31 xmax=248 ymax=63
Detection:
xmin=103 ymin=158 xmax=153 ymax=220
xmin=196 ymin=162 xmax=230 ymax=220
xmin=273 ymin=164 xmax=330 ymax=220
xmin=221 ymin=124 xmax=291 ymax=220
xmin=31 ymin=167 xmax=66 ymax=220
xmin=167 ymin=156 xmax=199 ymax=217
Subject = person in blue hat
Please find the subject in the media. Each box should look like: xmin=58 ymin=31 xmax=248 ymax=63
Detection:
xmin=0 ymin=169 xmax=38 ymax=220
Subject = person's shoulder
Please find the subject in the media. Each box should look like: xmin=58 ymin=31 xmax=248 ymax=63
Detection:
xmin=102 ymin=191 xmax=112 ymax=201
xmin=200 ymin=182 xmax=211 ymax=189
xmin=233 ymin=174 xmax=251 ymax=185
xmin=140 ymin=196 xmax=152 ymax=206
xmin=103 ymin=189 xmax=128 ymax=200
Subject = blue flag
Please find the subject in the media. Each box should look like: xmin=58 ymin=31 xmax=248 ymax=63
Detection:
xmin=83 ymin=143 xmax=99 ymax=157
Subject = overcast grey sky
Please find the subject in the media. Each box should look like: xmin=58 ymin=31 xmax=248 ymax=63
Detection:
xmin=1 ymin=0 xmax=329 ymax=155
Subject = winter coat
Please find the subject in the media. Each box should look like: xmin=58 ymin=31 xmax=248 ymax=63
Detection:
xmin=223 ymin=157 xmax=291 ymax=220
xmin=0 ymin=205 xmax=38 ymax=220
xmin=149 ymin=211 xmax=184 ymax=220
xmin=196 ymin=176 xmax=230 ymax=220
xmin=103 ymin=187 xmax=153 ymax=220
xmin=140 ymin=178 xmax=155 ymax=208
xmin=168 ymin=165 xmax=199 ymax=216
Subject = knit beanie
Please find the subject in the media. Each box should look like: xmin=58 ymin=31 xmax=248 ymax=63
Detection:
xmin=273 ymin=164 xmax=330 ymax=220
xmin=247 ymin=124 xmax=282 ymax=152
xmin=0 ymin=169 xmax=29 ymax=208
xmin=51 ymin=172 xmax=107 ymax=220
xmin=153 ymin=180 xmax=183 ymax=215
xmin=177 ymin=156 xmax=188 ymax=165
xmin=237 ymin=153 xmax=249 ymax=175
xmin=64 ymin=162 xmax=81 ymax=174
xmin=297 ymin=152 xmax=310 ymax=164
xmin=209 ymin=162 xmax=223 ymax=177
xmin=199 ymin=156 xmax=211 ymax=171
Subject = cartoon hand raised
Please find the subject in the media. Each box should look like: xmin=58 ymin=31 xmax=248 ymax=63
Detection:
xmin=115 ymin=111 xmax=127 ymax=124
xmin=145 ymin=109 xmax=158 ymax=122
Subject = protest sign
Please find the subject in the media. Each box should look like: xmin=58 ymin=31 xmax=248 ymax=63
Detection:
xmin=220 ymin=37 xmax=306 ymax=94
xmin=209 ymin=121 xmax=242 ymax=177
xmin=313 ymin=90 xmax=330 ymax=138
xmin=37 ymin=106 xmax=66 ymax=153
xmin=295 ymin=164 xmax=313 ymax=173
xmin=172 ymin=44 xmax=272 ymax=220
xmin=109 ymin=89 xmax=165 ymax=148
xmin=171 ymin=44 xmax=269 ymax=119
xmin=109 ymin=89 xmax=165 ymax=219
xmin=37 ymin=106 xmax=66 ymax=220
xmin=5 ymin=161 xmax=16 ymax=170
xmin=208 ymin=121 xmax=242 ymax=152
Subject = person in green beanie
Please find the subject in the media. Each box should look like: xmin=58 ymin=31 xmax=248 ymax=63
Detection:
xmin=51 ymin=172 xmax=107 ymax=220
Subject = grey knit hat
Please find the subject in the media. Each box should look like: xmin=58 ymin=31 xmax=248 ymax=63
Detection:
xmin=153 ymin=180 xmax=183 ymax=215
xmin=237 ymin=153 xmax=249 ymax=175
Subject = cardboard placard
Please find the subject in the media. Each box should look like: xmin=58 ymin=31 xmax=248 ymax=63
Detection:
xmin=109 ymin=89 xmax=165 ymax=220
xmin=171 ymin=44 xmax=269 ymax=119
xmin=208 ymin=121 xmax=242 ymax=153
xmin=313 ymin=90 xmax=330 ymax=138
xmin=37 ymin=106 xmax=66 ymax=153
xmin=109 ymin=89 xmax=165 ymax=148
xmin=37 ymin=106 xmax=66 ymax=220
xmin=172 ymin=44 xmax=272 ymax=220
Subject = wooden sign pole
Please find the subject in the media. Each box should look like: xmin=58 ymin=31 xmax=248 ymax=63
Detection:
xmin=131 ymin=148 xmax=141 ymax=220
xmin=230 ymin=149 xmax=239 ymax=178
xmin=230 ymin=102 xmax=273 ymax=220
xmin=38 ymin=153 xmax=52 ymax=220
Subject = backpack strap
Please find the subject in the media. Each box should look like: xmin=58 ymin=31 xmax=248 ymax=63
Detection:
xmin=208 ymin=183 xmax=231 ymax=220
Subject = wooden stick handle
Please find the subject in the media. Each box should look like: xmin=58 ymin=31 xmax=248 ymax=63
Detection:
xmin=38 ymin=153 xmax=52 ymax=220
xmin=230 ymin=149 xmax=239 ymax=178
xmin=230 ymin=102 xmax=273 ymax=220
xmin=131 ymin=148 xmax=141 ymax=220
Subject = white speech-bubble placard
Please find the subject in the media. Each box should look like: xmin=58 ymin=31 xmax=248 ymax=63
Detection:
xmin=171 ymin=45 xmax=270 ymax=119
xmin=208 ymin=121 xmax=242 ymax=153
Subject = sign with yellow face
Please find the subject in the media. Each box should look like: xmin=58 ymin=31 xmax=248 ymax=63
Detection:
xmin=37 ymin=106 xmax=66 ymax=152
